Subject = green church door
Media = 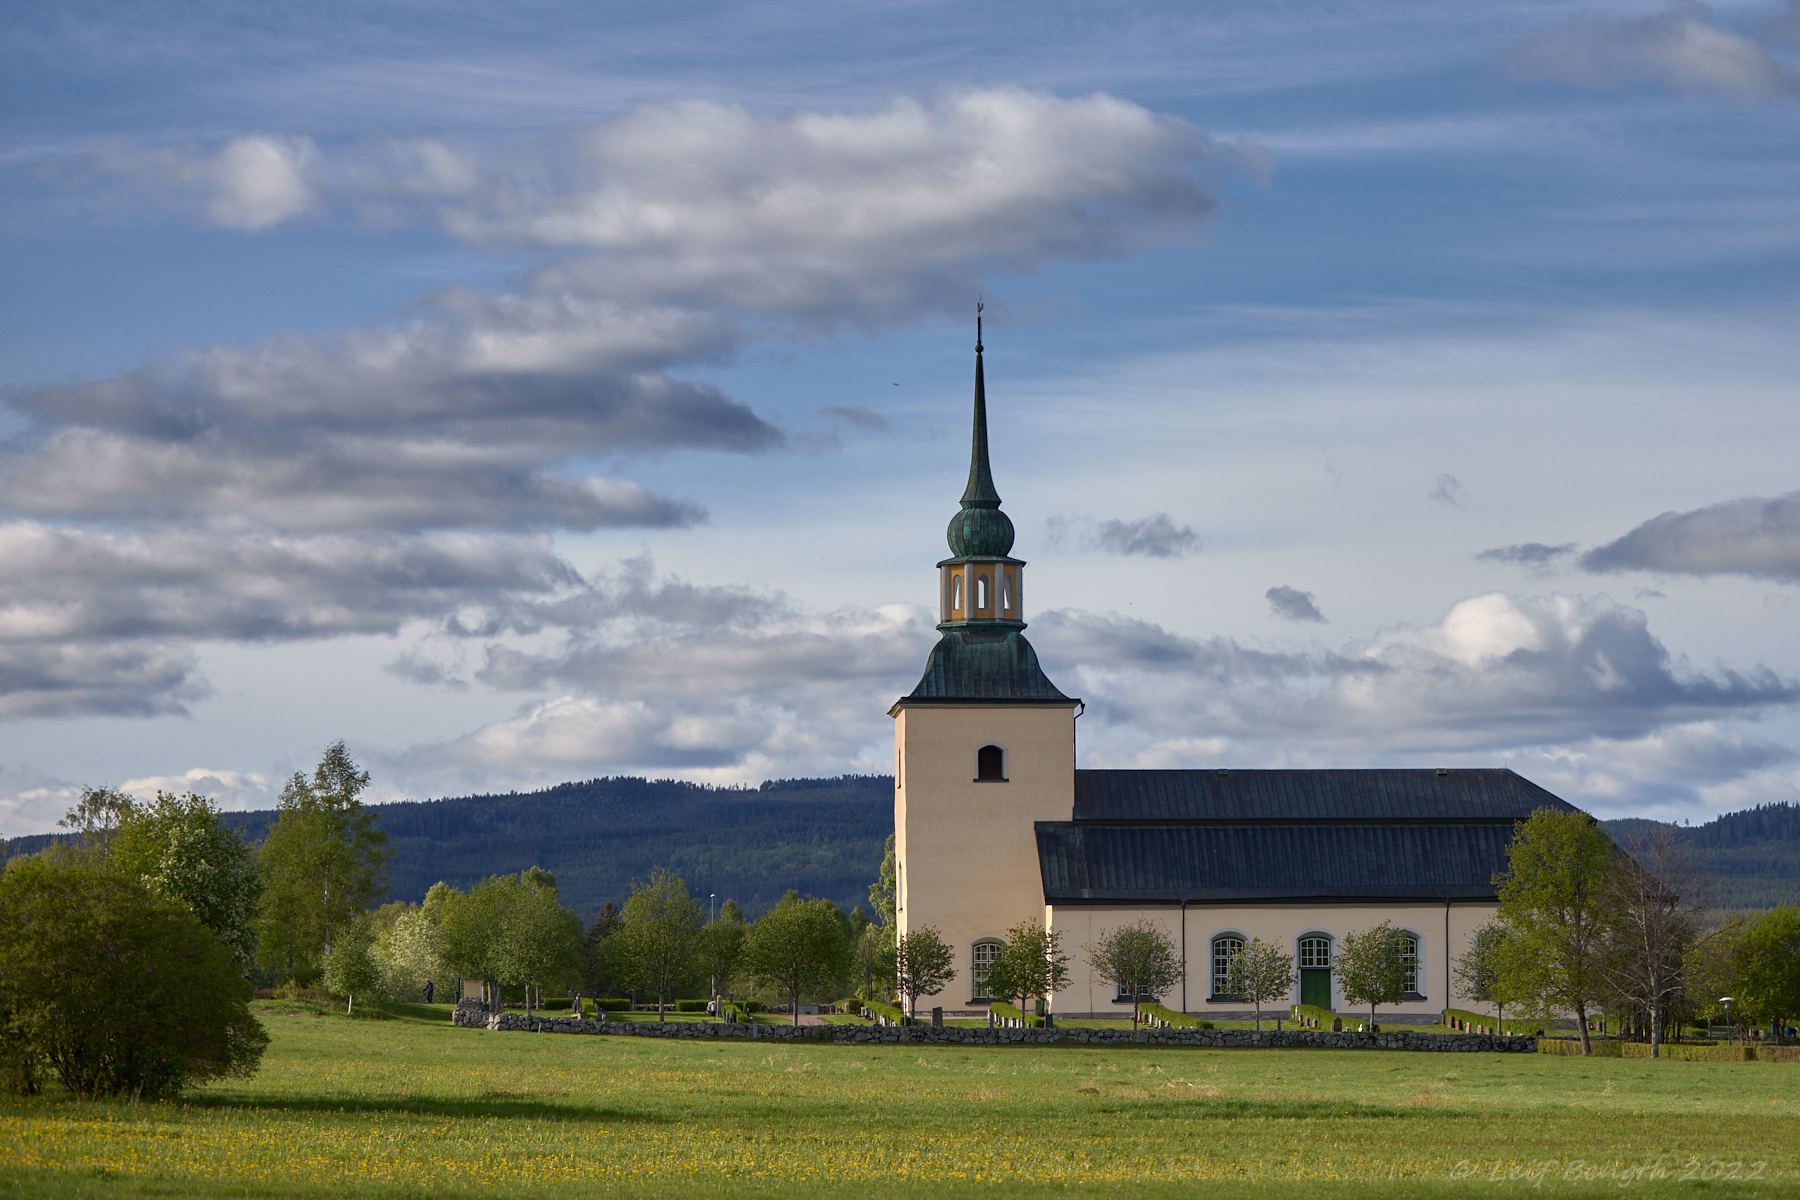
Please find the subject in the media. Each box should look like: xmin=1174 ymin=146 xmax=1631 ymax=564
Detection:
xmin=1300 ymin=969 xmax=1331 ymax=1009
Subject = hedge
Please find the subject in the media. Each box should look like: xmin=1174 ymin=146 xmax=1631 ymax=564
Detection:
xmin=1138 ymin=1003 xmax=1214 ymax=1029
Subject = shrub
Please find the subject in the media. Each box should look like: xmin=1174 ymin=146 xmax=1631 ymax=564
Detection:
xmin=595 ymin=999 xmax=632 ymax=1012
xmin=675 ymin=1000 xmax=709 ymax=1013
xmin=0 ymin=851 xmax=268 ymax=1100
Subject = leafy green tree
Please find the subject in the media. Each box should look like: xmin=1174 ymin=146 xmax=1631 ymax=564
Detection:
xmin=893 ymin=926 xmax=957 ymax=1021
xmin=701 ymin=904 xmax=747 ymax=1000
xmin=1223 ymin=937 xmax=1295 ymax=1030
xmin=57 ymin=785 xmax=135 ymax=847
xmin=581 ymin=901 xmax=623 ymax=997
xmin=983 ymin=919 xmax=1071 ymax=1019
xmin=494 ymin=872 xmax=583 ymax=1012
xmin=1681 ymin=916 xmax=1747 ymax=1032
xmin=0 ymin=850 xmax=268 ymax=1099
xmin=321 ymin=923 xmax=382 ymax=1015
xmin=852 ymin=922 xmax=897 ymax=1002
xmin=1736 ymin=905 xmax=1800 ymax=1041
xmin=869 ymin=834 xmax=896 ymax=935
xmin=1495 ymin=807 xmax=1617 ymax=1054
xmin=1085 ymin=919 xmax=1180 ymax=1028
xmin=376 ymin=905 xmax=449 ymax=1002
xmin=255 ymin=742 xmax=391 ymax=981
xmin=744 ymin=894 xmax=853 ymax=1025
xmin=112 ymin=791 xmax=262 ymax=969
xmin=437 ymin=879 xmax=507 ymax=1005
xmin=1335 ymin=922 xmax=1412 ymax=1028
xmin=1454 ymin=923 xmax=1515 ymax=1031
xmin=613 ymin=869 xmax=704 ymax=1021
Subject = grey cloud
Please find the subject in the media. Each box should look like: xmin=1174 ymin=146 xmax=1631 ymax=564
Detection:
xmin=1266 ymin=585 xmax=1328 ymax=623
xmin=0 ymin=642 xmax=207 ymax=720
xmin=1507 ymin=5 xmax=1800 ymax=99
xmin=0 ymin=523 xmax=578 ymax=644
xmin=818 ymin=405 xmax=890 ymax=433
xmin=1581 ymin=491 xmax=1800 ymax=581
xmin=1427 ymin=473 xmax=1465 ymax=507
xmin=1478 ymin=542 xmax=1578 ymax=567
xmin=1093 ymin=514 xmax=1200 ymax=558
xmin=1046 ymin=513 xmax=1199 ymax=557
xmin=384 ymin=653 xmax=469 ymax=691
xmin=1032 ymin=593 xmax=1797 ymax=752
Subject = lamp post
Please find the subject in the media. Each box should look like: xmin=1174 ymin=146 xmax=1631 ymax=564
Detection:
xmin=709 ymin=894 xmax=717 ymax=1006
xmin=1720 ymin=996 xmax=1734 ymax=1041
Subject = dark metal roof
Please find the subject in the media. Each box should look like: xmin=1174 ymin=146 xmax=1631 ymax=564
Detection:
xmin=1036 ymin=821 xmax=1519 ymax=904
xmin=1072 ymin=768 xmax=1574 ymax=824
xmin=896 ymin=628 xmax=1073 ymax=706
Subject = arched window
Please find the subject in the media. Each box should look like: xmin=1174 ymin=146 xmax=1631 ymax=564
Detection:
xmin=1211 ymin=934 xmax=1245 ymax=998
xmin=1001 ymin=572 xmax=1014 ymax=612
xmin=1298 ymin=936 xmax=1332 ymax=969
xmin=976 ymin=573 xmax=990 ymax=610
xmin=971 ymin=940 xmax=1003 ymax=1001
xmin=1398 ymin=932 xmax=1420 ymax=997
xmin=951 ymin=574 xmax=964 ymax=612
xmin=977 ymin=744 xmax=1005 ymax=780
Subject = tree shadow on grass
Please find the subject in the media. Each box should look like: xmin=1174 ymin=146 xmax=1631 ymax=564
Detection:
xmin=1100 ymin=1097 xmax=1417 ymax=1120
xmin=180 ymin=1092 xmax=672 ymax=1124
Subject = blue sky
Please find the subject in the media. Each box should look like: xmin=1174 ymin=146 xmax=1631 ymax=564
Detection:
xmin=3 ymin=0 xmax=1799 ymax=833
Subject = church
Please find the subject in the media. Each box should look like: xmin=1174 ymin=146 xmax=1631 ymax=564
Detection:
xmin=890 ymin=321 xmax=1579 ymax=1022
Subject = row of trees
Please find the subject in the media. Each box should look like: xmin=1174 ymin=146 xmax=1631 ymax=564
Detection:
xmin=1457 ymin=808 xmax=1800 ymax=1056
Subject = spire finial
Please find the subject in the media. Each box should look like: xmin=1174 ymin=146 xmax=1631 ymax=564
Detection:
xmin=944 ymin=306 xmax=1014 ymax=557
xmin=976 ymin=299 xmax=983 ymax=353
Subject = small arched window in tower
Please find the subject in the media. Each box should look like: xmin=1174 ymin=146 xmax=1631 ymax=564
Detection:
xmin=976 ymin=573 xmax=990 ymax=611
xmin=951 ymin=573 xmax=963 ymax=613
xmin=976 ymin=744 xmax=1005 ymax=781
xmin=1001 ymin=572 xmax=1013 ymax=613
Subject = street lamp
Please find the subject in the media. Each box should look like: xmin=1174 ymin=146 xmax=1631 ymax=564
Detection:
xmin=709 ymin=894 xmax=718 ymax=1006
xmin=1720 ymin=996 xmax=1734 ymax=1041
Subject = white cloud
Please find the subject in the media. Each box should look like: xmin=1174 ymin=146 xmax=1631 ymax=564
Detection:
xmin=119 ymin=767 xmax=274 ymax=811
xmin=106 ymin=135 xmax=322 ymax=230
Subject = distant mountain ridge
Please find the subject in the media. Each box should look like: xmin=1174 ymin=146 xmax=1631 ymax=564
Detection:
xmin=7 ymin=782 xmax=1795 ymax=918
xmin=3 ymin=774 xmax=894 ymax=921
xmin=1602 ymin=802 xmax=1800 ymax=911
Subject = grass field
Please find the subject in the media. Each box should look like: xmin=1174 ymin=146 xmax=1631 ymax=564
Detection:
xmin=1 ymin=1001 xmax=1795 ymax=1199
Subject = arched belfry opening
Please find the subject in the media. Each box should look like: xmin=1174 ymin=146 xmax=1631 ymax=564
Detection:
xmin=977 ymin=744 xmax=1006 ymax=781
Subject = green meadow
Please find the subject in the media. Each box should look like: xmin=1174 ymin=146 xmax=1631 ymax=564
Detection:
xmin=1 ymin=1002 xmax=1795 ymax=1199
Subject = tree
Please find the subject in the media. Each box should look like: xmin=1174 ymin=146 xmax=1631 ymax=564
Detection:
xmin=701 ymin=904 xmax=748 ymax=1001
xmin=852 ymin=922 xmax=897 ymax=1002
xmin=612 ymin=869 xmax=704 ymax=1021
xmin=1681 ymin=916 xmax=1747 ymax=1032
xmin=255 ymin=742 xmax=391 ymax=981
xmin=1736 ymin=906 xmax=1800 ymax=1042
xmin=58 ymin=785 xmax=135 ymax=847
xmin=742 ymin=893 xmax=851 ymax=1025
xmin=1335 ymin=922 xmax=1412 ymax=1028
xmin=869 ymin=834 xmax=897 ymax=933
xmin=893 ymin=926 xmax=957 ymax=1020
xmin=1600 ymin=829 xmax=1711 ymax=1056
xmin=1085 ymin=919 xmax=1181 ymax=1028
xmin=0 ymin=850 xmax=268 ymax=1099
xmin=1223 ymin=937 xmax=1295 ymax=1031
xmin=983 ymin=919 xmax=1071 ymax=1018
xmin=1454 ymin=923 xmax=1514 ymax=1031
xmin=493 ymin=872 xmax=583 ymax=1013
xmin=581 ymin=901 xmax=623 ymax=998
xmin=112 ymin=790 xmax=263 ymax=969
xmin=1494 ymin=807 xmax=1617 ymax=1054
xmin=321 ymin=924 xmax=381 ymax=1015
xmin=376 ymin=905 xmax=449 ymax=1002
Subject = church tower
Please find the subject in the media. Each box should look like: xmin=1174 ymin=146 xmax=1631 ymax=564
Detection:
xmin=890 ymin=312 xmax=1080 ymax=1011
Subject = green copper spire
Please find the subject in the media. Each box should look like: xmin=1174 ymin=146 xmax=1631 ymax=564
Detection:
xmin=946 ymin=305 xmax=1016 ymax=558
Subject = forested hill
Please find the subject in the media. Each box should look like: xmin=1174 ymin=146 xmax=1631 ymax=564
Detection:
xmin=5 ymin=775 xmax=893 ymax=923
xmin=1603 ymin=802 xmax=1800 ymax=911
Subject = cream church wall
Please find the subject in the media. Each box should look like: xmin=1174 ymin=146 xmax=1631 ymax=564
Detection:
xmin=1046 ymin=901 xmax=1498 ymax=1021
xmin=894 ymin=701 xmax=1075 ymax=1009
